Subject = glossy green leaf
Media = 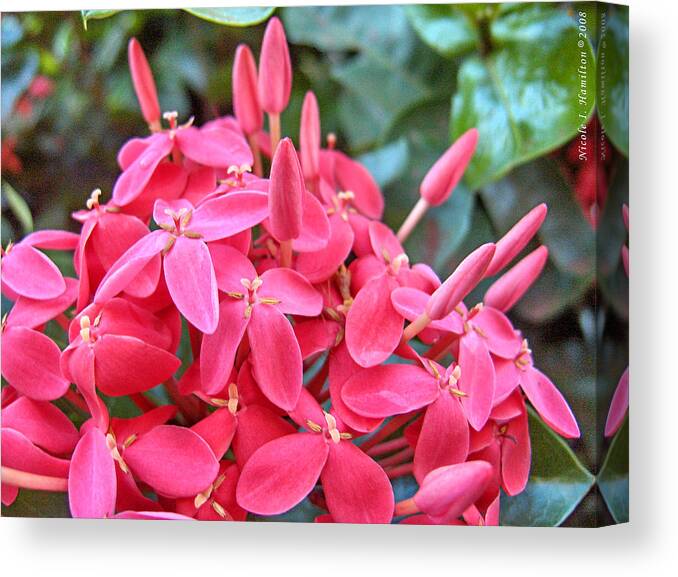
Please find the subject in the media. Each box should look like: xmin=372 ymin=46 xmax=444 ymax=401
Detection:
xmin=481 ymin=157 xmax=595 ymax=277
xmin=81 ymin=10 xmax=121 ymax=30
xmin=598 ymin=5 xmax=628 ymax=156
xmin=283 ymin=5 xmax=415 ymax=63
xmin=183 ymin=7 xmax=275 ymax=27
xmin=358 ymin=138 xmax=410 ymax=188
xmin=332 ymin=54 xmax=430 ymax=151
xmin=404 ymin=5 xmax=479 ymax=57
xmin=598 ymin=417 xmax=629 ymax=523
xmin=501 ymin=408 xmax=595 ymax=526
xmin=2 ymin=181 xmax=33 ymax=234
xmin=1 ymin=489 xmax=71 ymax=518
xmin=451 ymin=5 xmax=596 ymax=189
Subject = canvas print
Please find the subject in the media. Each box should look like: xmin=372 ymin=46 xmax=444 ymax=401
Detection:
xmin=0 ymin=3 xmax=628 ymax=526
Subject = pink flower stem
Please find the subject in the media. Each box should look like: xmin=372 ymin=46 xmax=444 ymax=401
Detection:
xmin=402 ymin=311 xmax=432 ymax=342
xmin=360 ymin=412 xmax=417 ymax=452
xmin=1 ymin=466 xmax=68 ymax=492
xmin=268 ymin=112 xmax=281 ymax=154
xmin=130 ymin=392 xmax=156 ymax=413
xmin=279 ymin=240 xmax=293 ymax=269
xmin=307 ymin=358 xmax=329 ymax=399
xmin=394 ymin=497 xmax=419 ymax=516
xmin=55 ymin=313 xmax=70 ymax=331
xmin=366 ymin=436 xmax=409 ymax=457
xmin=165 ymin=378 xmax=205 ymax=425
xmin=377 ymin=446 xmax=414 ymax=468
xmin=317 ymin=387 xmax=331 ymax=404
xmin=396 ymin=198 xmax=429 ymax=243
xmin=386 ymin=462 xmax=414 ymax=480
xmin=425 ymin=332 xmax=457 ymax=361
xmin=248 ymin=134 xmax=263 ymax=177
xmin=64 ymin=387 xmax=89 ymax=414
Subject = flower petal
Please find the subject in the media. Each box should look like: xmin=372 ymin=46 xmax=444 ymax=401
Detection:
xmin=458 ymin=330 xmax=495 ymax=431
xmin=68 ymin=429 xmax=116 ymax=519
xmin=248 ymin=304 xmax=303 ymax=411
xmin=2 ymin=397 xmax=79 ymax=455
xmin=123 ymin=425 xmax=219 ymax=498
xmin=94 ymin=230 xmax=165 ymax=303
xmin=200 ymin=298 xmax=249 ymax=395
xmin=605 ymin=367 xmax=629 ymax=437
xmin=345 ymin=273 xmax=403 ymax=368
xmin=328 ymin=342 xmax=384 ymax=433
xmin=7 ymin=277 xmax=77 ymax=329
xmin=321 ymin=440 xmax=394 ymax=524
xmin=236 ymin=433 xmax=328 ymax=515
xmin=521 ymin=368 xmax=580 ymax=438
xmin=414 ymin=394 xmax=469 ymax=483
xmin=176 ymin=125 xmax=253 ymax=168
xmin=163 ymin=236 xmax=218 ymax=334
xmin=2 ymin=244 xmax=65 ymax=300
xmin=93 ymin=334 xmax=180 ymax=396
xmin=291 ymin=192 xmax=331 ymax=252
xmin=1 ymin=427 xmax=70 ymax=477
xmin=341 ymin=364 xmax=438 ymax=418
xmin=231 ymin=405 xmax=296 ymax=466
xmin=472 ymin=307 xmax=521 ymax=359
xmin=295 ymin=214 xmax=354 ymax=283
xmin=1 ymin=326 xmax=69 ymax=401
xmin=500 ymin=398 xmax=531 ymax=496
xmin=414 ymin=461 xmax=493 ymax=523
xmin=259 ymin=267 xmax=323 ymax=316
xmin=191 ymin=408 xmax=238 ymax=460
xmin=190 ymin=191 xmax=269 ymax=242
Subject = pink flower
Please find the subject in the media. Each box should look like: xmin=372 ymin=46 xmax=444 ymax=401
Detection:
xmin=200 ymin=245 xmax=321 ymax=409
xmin=128 ymin=38 xmax=161 ymax=131
xmin=236 ymin=390 xmax=394 ymax=523
xmin=233 ymin=44 xmax=263 ymax=137
xmin=95 ymin=194 xmax=268 ymax=333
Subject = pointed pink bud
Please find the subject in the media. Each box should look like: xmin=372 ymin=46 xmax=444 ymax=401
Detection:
xmin=411 ymin=461 xmax=493 ymax=523
xmin=484 ymin=203 xmax=548 ymax=277
xmin=268 ymin=137 xmax=304 ymax=241
xmin=300 ymin=91 xmax=321 ymax=181
xmin=233 ymin=44 xmax=263 ymax=135
xmin=257 ymin=16 xmax=292 ymax=114
xmin=484 ymin=245 xmax=549 ymax=312
xmin=426 ymin=243 xmax=495 ymax=320
xmin=420 ymin=128 xmax=478 ymax=206
xmin=128 ymin=38 xmax=161 ymax=129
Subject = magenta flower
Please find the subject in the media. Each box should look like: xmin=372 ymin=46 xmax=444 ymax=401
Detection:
xmin=68 ymin=405 xmax=219 ymax=518
xmin=95 ymin=194 xmax=268 ymax=333
xmin=494 ymin=339 xmax=580 ymax=438
xmin=200 ymin=245 xmax=322 ymax=409
xmin=236 ymin=390 xmax=394 ymax=523
xmin=1 ymin=230 xmax=78 ymax=300
xmin=128 ymin=37 xmax=161 ymax=131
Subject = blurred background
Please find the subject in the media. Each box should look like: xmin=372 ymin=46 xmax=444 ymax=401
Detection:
xmin=1 ymin=3 xmax=628 ymax=526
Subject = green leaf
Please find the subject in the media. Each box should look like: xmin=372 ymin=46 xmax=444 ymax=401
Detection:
xmin=81 ymin=10 xmax=121 ymax=30
xmin=501 ymin=408 xmax=595 ymax=526
xmin=481 ymin=157 xmax=595 ymax=278
xmin=2 ymin=489 xmax=70 ymax=518
xmin=451 ymin=5 xmax=596 ymax=189
xmin=2 ymin=181 xmax=33 ymax=234
xmin=598 ymin=417 xmax=629 ymax=523
xmin=183 ymin=7 xmax=275 ymax=27
xmin=332 ymin=54 xmax=430 ymax=151
xmin=404 ymin=5 xmax=479 ymax=58
xmin=598 ymin=5 xmax=628 ymax=156
xmin=283 ymin=5 xmax=415 ymax=63
xmin=358 ymin=138 xmax=410 ymax=188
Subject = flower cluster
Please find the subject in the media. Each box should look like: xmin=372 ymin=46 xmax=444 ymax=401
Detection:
xmin=1 ymin=17 xmax=580 ymax=524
